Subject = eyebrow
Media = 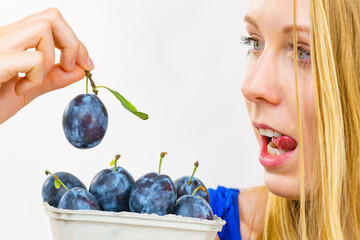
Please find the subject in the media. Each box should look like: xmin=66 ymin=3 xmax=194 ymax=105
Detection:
xmin=282 ymin=25 xmax=310 ymax=34
xmin=244 ymin=15 xmax=258 ymax=28
xmin=244 ymin=14 xmax=310 ymax=34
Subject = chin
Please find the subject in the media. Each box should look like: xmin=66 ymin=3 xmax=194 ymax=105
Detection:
xmin=263 ymin=171 xmax=301 ymax=200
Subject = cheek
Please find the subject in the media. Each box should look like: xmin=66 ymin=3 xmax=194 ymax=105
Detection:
xmin=299 ymin=70 xmax=316 ymax=185
xmin=300 ymin=70 xmax=316 ymax=148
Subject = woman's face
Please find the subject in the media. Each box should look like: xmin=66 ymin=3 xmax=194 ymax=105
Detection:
xmin=242 ymin=0 xmax=315 ymax=199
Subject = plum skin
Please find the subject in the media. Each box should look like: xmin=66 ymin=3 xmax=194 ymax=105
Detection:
xmin=89 ymin=167 xmax=135 ymax=212
xmin=62 ymin=94 xmax=108 ymax=149
xmin=174 ymin=176 xmax=210 ymax=203
xmin=58 ymin=187 xmax=101 ymax=210
xmin=42 ymin=172 xmax=86 ymax=207
xmin=129 ymin=172 xmax=177 ymax=216
xmin=174 ymin=195 xmax=214 ymax=220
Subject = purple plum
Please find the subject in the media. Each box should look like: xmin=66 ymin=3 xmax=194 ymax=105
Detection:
xmin=174 ymin=161 xmax=210 ymax=203
xmin=174 ymin=186 xmax=214 ymax=220
xmin=129 ymin=152 xmax=176 ymax=216
xmin=42 ymin=171 xmax=86 ymax=207
xmin=89 ymin=155 xmax=135 ymax=212
xmin=58 ymin=187 xmax=101 ymax=210
xmin=174 ymin=176 xmax=210 ymax=203
xmin=62 ymin=94 xmax=108 ymax=149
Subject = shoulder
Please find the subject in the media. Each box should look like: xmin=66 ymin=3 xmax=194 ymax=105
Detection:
xmin=238 ymin=186 xmax=268 ymax=240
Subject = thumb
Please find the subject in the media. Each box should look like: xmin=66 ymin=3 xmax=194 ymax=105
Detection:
xmin=26 ymin=63 xmax=86 ymax=101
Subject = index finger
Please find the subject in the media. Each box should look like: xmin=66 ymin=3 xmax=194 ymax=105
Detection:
xmin=2 ymin=8 xmax=93 ymax=72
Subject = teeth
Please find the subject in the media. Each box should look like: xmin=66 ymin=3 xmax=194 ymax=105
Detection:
xmin=266 ymin=129 xmax=273 ymax=137
xmin=259 ymin=128 xmax=266 ymax=135
xmin=273 ymin=131 xmax=282 ymax=137
xmin=267 ymin=142 xmax=286 ymax=156
xmin=269 ymin=141 xmax=276 ymax=148
xmin=259 ymin=127 xmax=286 ymax=155
xmin=259 ymin=128 xmax=282 ymax=138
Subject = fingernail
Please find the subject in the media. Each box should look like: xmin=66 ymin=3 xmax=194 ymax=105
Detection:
xmin=87 ymin=57 xmax=94 ymax=69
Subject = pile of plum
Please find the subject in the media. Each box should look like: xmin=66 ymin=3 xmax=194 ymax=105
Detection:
xmin=42 ymin=153 xmax=214 ymax=220
xmin=51 ymin=72 xmax=214 ymax=220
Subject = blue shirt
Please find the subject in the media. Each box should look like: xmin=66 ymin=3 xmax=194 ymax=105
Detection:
xmin=208 ymin=186 xmax=241 ymax=240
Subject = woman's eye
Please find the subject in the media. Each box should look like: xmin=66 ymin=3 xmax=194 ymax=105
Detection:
xmin=251 ymin=39 xmax=264 ymax=53
xmin=297 ymin=49 xmax=311 ymax=60
xmin=253 ymin=40 xmax=262 ymax=51
xmin=289 ymin=43 xmax=311 ymax=67
xmin=240 ymin=36 xmax=264 ymax=56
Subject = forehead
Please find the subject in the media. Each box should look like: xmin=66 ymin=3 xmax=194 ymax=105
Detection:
xmin=247 ymin=0 xmax=310 ymax=30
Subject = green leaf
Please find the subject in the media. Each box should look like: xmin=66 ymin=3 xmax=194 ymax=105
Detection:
xmin=99 ymin=86 xmax=149 ymax=120
xmin=108 ymin=88 xmax=138 ymax=112
xmin=132 ymin=111 xmax=149 ymax=120
xmin=54 ymin=179 xmax=61 ymax=189
xmin=110 ymin=159 xmax=116 ymax=166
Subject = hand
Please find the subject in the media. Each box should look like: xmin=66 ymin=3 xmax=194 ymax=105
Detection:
xmin=0 ymin=8 xmax=94 ymax=124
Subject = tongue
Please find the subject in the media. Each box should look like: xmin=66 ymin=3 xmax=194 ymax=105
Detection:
xmin=271 ymin=136 xmax=297 ymax=151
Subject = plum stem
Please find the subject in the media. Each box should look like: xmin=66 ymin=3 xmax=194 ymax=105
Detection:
xmin=53 ymin=175 xmax=69 ymax=191
xmin=85 ymin=71 xmax=98 ymax=95
xmin=86 ymin=73 xmax=89 ymax=94
xmin=113 ymin=154 xmax=121 ymax=172
xmin=187 ymin=161 xmax=199 ymax=186
xmin=192 ymin=185 xmax=207 ymax=196
xmin=45 ymin=170 xmax=52 ymax=176
xmin=158 ymin=152 xmax=168 ymax=175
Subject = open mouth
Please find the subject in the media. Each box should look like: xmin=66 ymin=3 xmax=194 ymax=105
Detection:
xmin=259 ymin=128 xmax=298 ymax=156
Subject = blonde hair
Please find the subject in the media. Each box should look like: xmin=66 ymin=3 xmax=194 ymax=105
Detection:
xmin=262 ymin=0 xmax=360 ymax=239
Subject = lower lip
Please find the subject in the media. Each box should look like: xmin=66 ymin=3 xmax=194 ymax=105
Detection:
xmin=259 ymin=135 xmax=296 ymax=168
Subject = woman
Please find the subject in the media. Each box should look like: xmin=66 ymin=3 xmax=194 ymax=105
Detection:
xmin=210 ymin=0 xmax=360 ymax=239
xmin=1 ymin=0 xmax=360 ymax=239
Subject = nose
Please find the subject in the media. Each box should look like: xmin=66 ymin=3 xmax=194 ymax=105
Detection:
xmin=241 ymin=50 xmax=282 ymax=105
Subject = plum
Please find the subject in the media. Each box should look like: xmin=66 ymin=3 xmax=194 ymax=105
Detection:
xmin=174 ymin=161 xmax=210 ymax=203
xmin=174 ymin=186 xmax=214 ymax=220
xmin=129 ymin=172 xmax=176 ymax=215
xmin=62 ymin=71 xmax=149 ymax=149
xmin=42 ymin=171 xmax=86 ymax=207
xmin=129 ymin=152 xmax=176 ymax=216
xmin=58 ymin=187 xmax=101 ymax=210
xmin=62 ymin=94 xmax=108 ymax=149
xmin=89 ymin=154 xmax=135 ymax=212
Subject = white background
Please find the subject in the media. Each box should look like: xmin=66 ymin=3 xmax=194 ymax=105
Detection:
xmin=0 ymin=0 xmax=263 ymax=239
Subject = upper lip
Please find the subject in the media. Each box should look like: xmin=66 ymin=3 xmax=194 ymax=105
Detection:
xmin=253 ymin=122 xmax=282 ymax=134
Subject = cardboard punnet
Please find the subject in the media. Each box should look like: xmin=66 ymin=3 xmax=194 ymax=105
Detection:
xmin=44 ymin=202 xmax=226 ymax=240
